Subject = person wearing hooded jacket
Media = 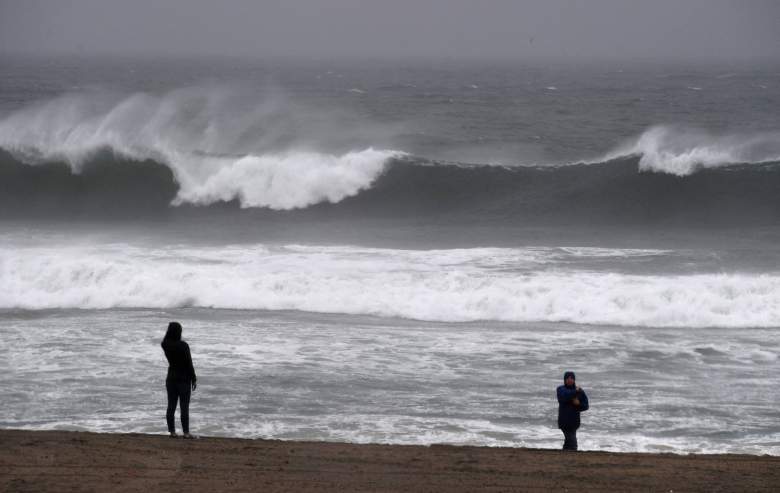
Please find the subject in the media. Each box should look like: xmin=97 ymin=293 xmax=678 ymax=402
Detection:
xmin=161 ymin=321 xmax=197 ymax=438
xmin=557 ymin=371 xmax=588 ymax=450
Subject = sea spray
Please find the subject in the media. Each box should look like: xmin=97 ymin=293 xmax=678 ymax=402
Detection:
xmin=602 ymin=125 xmax=780 ymax=175
xmin=0 ymin=87 xmax=403 ymax=209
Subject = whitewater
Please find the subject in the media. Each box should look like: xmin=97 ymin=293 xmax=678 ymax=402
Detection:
xmin=1 ymin=242 xmax=779 ymax=328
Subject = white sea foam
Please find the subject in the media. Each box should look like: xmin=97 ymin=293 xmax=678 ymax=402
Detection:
xmin=604 ymin=125 xmax=780 ymax=175
xmin=168 ymin=147 xmax=393 ymax=208
xmin=1 ymin=243 xmax=778 ymax=328
xmin=3 ymin=307 xmax=777 ymax=454
xmin=0 ymin=88 xmax=402 ymax=209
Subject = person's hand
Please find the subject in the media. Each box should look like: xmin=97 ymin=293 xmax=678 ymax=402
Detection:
xmin=192 ymin=380 xmax=197 ymax=392
xmin=576 ymin=386 xmax=582 ymax=393
xmin=572 ymin=398 xmax=580 ymax=407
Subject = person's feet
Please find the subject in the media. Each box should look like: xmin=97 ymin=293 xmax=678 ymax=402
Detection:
xmin=169 ymin=432 xmax=196 ymax=439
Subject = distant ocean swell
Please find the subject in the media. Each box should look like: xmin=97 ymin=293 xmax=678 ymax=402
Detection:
xmin=1 ymin=244 xmax=779 ymax=328
xmin=1 ymin=89 xmax=780 ymax=226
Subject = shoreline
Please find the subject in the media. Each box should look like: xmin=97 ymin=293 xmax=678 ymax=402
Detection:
xmin=1 ymin=429 xmax=777 ymax=492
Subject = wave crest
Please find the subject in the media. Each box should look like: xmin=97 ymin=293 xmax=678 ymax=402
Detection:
xmin=0 ymin=88 xmax=401 ymax=209
xmin=605 ymin=125 xmax=780 ymax=175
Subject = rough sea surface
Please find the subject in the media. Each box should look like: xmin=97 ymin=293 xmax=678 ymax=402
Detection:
xmin=1 ymin=55 xmax=778 ymax=453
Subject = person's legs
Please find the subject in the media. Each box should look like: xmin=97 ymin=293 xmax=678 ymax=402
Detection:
xmin=166 ymin=380 xmax=180 ymax=435
xmin=561 ymin=428 xmax=578 ymax=450
xmin=177 ymin=381 xmax=192 ymax=435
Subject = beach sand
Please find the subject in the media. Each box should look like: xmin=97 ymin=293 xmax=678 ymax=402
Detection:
xmin=1 ymin=429 xmax=777 ymax=492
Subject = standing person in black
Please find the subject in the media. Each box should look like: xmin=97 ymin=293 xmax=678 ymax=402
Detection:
xmin=556 ymin=371 xmax=588 ymax=451
xmin=161 ymin=322 xmax=197 ymax=438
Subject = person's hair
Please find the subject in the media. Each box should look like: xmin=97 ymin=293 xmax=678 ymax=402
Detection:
xmin=163 ymin=321 xmax=183 ymax=343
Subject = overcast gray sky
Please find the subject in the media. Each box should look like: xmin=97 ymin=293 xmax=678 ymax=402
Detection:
xmin=1 ymin=0 xmax=778 ymax=62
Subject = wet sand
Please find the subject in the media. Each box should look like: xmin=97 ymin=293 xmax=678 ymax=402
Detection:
xmin=0 ymin=429 xmax=777 ymax=492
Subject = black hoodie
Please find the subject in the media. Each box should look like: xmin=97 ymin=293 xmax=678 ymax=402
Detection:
xmin=161 ymin=339 xmax=197 ymax=383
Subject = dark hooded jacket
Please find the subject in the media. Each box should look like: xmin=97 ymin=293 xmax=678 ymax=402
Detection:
xmin=557 ymin=371 xmax=588 ymax=429
xmin=161 ymin=340 xmax=197 ymax=383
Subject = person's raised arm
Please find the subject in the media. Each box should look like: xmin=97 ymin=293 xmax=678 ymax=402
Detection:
xmin=557 ymin=386 xmax=578 ymax=403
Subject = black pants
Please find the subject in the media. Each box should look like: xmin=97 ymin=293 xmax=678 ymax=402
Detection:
xmin=166 ymin=379 xmax=192 ymax=434
xmin=561 ymin=427 xmax=578 ymax=450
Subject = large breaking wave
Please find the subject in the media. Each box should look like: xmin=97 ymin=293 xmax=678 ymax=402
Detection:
xmin=0 ymin=88 xmax=402 ymax=209
xmin=1 ymin=88 xmax=779 ymax=223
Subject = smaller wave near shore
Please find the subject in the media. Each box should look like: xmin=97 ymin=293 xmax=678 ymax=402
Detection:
xmin=2 ymin=243 xmax=779 ymax=328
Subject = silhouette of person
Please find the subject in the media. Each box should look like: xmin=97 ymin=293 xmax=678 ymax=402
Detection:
xmin=161 ymin=322 xmax=197 ymax=438
xmin=557 ymin=371 xmax=588 ymax=450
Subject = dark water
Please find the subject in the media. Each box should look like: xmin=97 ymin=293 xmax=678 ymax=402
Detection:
xmin=0 ymin=55 xmax=778 ymax=453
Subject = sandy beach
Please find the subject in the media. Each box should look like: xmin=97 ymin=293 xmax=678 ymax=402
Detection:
xmin=1 ymin=429 xmax=777 ymax=492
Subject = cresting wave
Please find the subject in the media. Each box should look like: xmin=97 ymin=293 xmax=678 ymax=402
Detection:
xmin=2 ymin=244 xmax=779 ymax=328
xmin=0 ymin=88 xmax=402 ymax=209
xmin=602 ymin=125 xmax=780 ymax=175
xmin=1 ymin=88 xmax=779 ymax=213
xmin=2 ymin=151 xmax=779 ymax=225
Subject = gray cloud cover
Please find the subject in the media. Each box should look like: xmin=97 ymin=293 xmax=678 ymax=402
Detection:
xmin=1 ymin=0 xmax=778 ymax=61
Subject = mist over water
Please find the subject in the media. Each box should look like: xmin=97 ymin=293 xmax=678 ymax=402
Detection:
xmin=1 ymin=56 xmax=779 ymax=454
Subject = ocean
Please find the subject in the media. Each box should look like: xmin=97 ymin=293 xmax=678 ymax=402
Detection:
xmin=0 ymin=55 xmax=778 ymax=454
